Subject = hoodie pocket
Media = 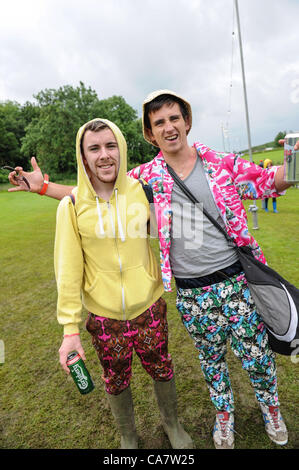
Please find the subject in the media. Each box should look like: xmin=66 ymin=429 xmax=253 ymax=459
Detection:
xmin=123 ymin=265 xmax=158 ymax=313
xmin=84 ymin=265 xmax=160 ymax=318
xmin=84 ymin=271 xmax=123 ymax=316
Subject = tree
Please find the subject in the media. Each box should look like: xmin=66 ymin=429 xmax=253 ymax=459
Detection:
xmin=91 ymin=96 xmax=156 ymax=166
xmin=274 ymin=131 xmax=287 ymax=147
xmin=21 ymin=82 xmax=101 ymax=175
xmin=92 ymin=95 xmax=137 ymax=125
xmin=0 ymin=100 xmax=35 ymax=169
xmin=123 ymin=119 xmax=156 ymax=167
xmin=21 ymin=82 xmax=154 ymax=177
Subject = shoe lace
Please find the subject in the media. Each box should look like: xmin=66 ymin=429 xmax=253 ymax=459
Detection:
xmin=268 ymin=407 xmax=280 ymax=429
xmin=218 ymin=414 xmax=231 ymax=438
xmin=216 ymin=413 xmax=243 ymax=440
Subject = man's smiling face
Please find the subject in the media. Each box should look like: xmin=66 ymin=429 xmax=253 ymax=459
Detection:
xmin=82 ymin=128 xmax=120 ymax=187
xmin=147 ymin=102 xmax=190 ymax=154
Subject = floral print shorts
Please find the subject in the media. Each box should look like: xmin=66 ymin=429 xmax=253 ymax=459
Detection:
xmin=176 ymin=272 xmax=279 ymax=412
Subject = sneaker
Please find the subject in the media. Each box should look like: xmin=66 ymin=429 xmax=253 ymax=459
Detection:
xmin=260 ymin=404 xmax=288 ymax=445
xmin=213 ymin=411 xmax=234 ymax=449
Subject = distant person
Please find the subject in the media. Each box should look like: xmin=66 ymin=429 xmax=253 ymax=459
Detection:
xmin=263 ymin=159 xmax=278 ymax=213
xmin=259 ymin=159 xmax=267 ymax=209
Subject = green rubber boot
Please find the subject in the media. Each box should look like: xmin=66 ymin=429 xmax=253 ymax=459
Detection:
xmin=107 ymin=387 xmax=138 ymax=449
xmin=154 ymin=377 xmax=194 ymax=449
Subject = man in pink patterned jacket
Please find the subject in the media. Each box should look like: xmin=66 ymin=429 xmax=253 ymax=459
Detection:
xmin=127 ymin=90 xmax=293 ymax=450
xmin=8 ymin=90 xmax=295 ymax=450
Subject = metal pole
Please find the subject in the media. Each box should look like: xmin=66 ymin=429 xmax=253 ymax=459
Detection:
xmin=234 ymin=0 xmax=259 ymax=229
xmin=221 ymin=122 xmax=226 ymax=152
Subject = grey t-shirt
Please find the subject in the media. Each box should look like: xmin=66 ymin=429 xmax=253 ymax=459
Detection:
xmin=169 ymin=157 xmax=238 ymax=278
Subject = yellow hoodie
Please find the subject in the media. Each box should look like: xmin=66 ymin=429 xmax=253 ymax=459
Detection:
xmin=54 ymin=118 xmax=163 ymax=335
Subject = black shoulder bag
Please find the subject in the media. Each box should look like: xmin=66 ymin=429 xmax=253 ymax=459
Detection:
xmin=166 ymin=164 xmax=299 ymax=356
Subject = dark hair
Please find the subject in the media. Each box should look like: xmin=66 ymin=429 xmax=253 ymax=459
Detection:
xmin=80 ymin=120 xmax=110 ymax=157
xmin=143 ymin=94 xmax=189 ymax=131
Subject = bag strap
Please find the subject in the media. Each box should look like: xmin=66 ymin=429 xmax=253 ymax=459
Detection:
xmin=69 ymin=193 xmax=75 ymax=205
xmin=166 ymin=163 xmax=235 ymax=246
xmin=138 ymin=178 xmax=154 ymax=203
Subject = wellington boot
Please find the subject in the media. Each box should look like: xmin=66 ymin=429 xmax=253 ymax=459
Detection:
xmin=106 ymin=387 xmax=138 ymax=449
xmin=154 ymin=377 xmax=194 ymax=449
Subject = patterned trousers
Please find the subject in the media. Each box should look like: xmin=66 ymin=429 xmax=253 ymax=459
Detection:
xmin=85 ymin=297 xmax=173 ymax=395
xmin=176 ymin=272 xmax=279 ymax=412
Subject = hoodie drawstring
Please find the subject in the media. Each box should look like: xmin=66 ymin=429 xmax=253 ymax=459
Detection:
xmin=96 ymin=197 xmax=105 ymax=235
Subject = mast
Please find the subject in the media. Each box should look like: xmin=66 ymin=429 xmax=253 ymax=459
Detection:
xmin=234 ymin=0 xmax=259 ymax=229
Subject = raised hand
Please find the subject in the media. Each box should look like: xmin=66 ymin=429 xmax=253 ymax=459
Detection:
xmin=8 ymin=157 xmax=44 ymax=193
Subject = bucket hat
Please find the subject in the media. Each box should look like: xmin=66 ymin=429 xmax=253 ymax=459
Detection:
xmin=142 ymin=89 xmax=192 ymax=147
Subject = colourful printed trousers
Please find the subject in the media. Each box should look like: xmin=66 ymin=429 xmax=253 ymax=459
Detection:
xmin=176 ymin=272 xmax=279 ymax=412
xmin=85 ymin=297 xmax=173 ymax=395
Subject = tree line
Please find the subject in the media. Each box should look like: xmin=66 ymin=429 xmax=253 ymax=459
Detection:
xmin=0 ymin=82 xmax=156 ymax=182
xmin=0 ymin=82 xmax=290 ymax=184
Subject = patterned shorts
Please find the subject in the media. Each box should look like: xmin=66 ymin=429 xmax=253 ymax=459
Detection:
xmin=85 ymin=297 xmax=173 ymax=395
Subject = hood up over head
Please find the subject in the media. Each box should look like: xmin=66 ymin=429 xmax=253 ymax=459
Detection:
xmin=76 ymin=117 xmax=128 ymax=200
xmin=75 ymin=118 xmax=128 ymax=241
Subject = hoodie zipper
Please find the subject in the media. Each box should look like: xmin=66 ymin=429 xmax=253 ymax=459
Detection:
xmin=106 ymin=199 xmax=126 ymax=321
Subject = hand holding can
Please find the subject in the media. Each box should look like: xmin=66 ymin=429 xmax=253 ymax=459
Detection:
xmin=66 ymin=352 xmax=95 ymax=395
xmin=59 ymin=334 xmax=86 ymax=373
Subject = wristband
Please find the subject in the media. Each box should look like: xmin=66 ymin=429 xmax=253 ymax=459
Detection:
xmin=64 ymin=333 xmax=80 ymax=338
xmin=38 ymin=174 xmax=49 ymax=195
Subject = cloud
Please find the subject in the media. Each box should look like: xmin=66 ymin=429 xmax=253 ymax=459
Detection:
xmin=0 ymin=0 xmax=298 ymax=151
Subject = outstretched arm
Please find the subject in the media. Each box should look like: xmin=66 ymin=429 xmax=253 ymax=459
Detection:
xmin=274 ymin=166 xmax=293 ymax=192
xmin=8 ymin=157 xmax=74 ymax=200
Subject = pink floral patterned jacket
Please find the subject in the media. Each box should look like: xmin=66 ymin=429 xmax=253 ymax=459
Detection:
xmin=128 ymin=141 xmax=283 ymax=292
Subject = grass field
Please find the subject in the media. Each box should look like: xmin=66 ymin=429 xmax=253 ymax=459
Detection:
xmin=0 ymin=182 xmax=298 ymax=450
xmin=244 ymin=148 xmax=285 ymax=166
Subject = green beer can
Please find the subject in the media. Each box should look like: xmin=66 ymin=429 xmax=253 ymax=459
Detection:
xmin=66 ymin=352 xmax=95 ymax=395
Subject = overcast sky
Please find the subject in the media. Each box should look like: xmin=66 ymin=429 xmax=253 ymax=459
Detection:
xmin=1 ymin=0 xmax=299 ymax=152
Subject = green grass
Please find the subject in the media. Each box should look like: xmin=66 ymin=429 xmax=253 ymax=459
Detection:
xmin=244 ymin=148 xmax=285 ymax=166
xmin=0 ymin=185 xmax=298 ymax=450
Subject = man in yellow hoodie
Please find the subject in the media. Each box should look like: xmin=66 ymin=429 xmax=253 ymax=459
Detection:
xmin=54 ymin=117 xmax=193 ymax=450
